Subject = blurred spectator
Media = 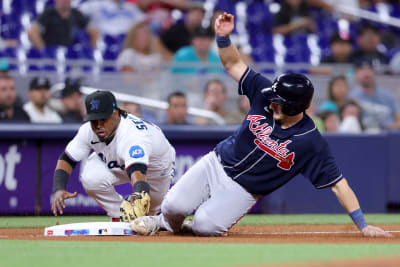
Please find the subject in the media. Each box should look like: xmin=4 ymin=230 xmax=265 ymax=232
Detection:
xmin=389 ymin=48 xmax=400 ymax=74
xmin=318 ymin=75 xmax=350 ymax=114
xmin=122 ymin=101 xmax=157 ymax=122
xmin=79 ymin=0 xmax=145 ymax=37
xmin=338 ymin=100 xmax=364 ymax=133
xmin=0 ymin=38 xmax=18 ymax=50
xmin=122 ymin=102 xmax=142 ymax=117
xmin=272 ymin=0 xmax=316 ymax=35
xmin=224 ymin=95 xmax=251 ymax=125
xmin=116 ymin=22 xmax=162 ymax=73
xmin=170 ymin=26 xmax=222 ymax=74
xmin=23 ymin=77 xmax=62 ymax=123
xmin=318 ymin=110 xmax=339 ymax=133
xmin=0 ymin=59 xmax=9 ymax=76
xmin=59 ymin=78 xmax=85 ymax=122
xmin=155 ymin=1 xmax=205 ymax=60
xmin=132 ymin=0 xmax=190 ymax=34
xmin=0 ymin=75 xmax=30 ymax=121
xmin=195 ymin=79 xmax=235 ymax=125
xmin=165 ymin=91 xmax=190 ymax=124
xmin=306 ymin=101 xmax=324 ymax=132
xmin=321 ymin=33 xmax=353 ymax=63
xmin=350 ymin=25 xmax=389 ymax=67
xmin=28 ymin=0 xmax=99 ymax=50
xmin=350 ymin=59 xmax=400 ymax=132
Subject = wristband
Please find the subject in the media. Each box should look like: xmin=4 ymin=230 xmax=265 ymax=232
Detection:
xmin=216 ymin=35 xmax=231 ymax=48
xmin=52 ymin=169 xmax=69 ymax=193
xmin=349 ymin=208 xmax=368 ymax=231
xmin=133 ymin=180 xmax=150 ymax=194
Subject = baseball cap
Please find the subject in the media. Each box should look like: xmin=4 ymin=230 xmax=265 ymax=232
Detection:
xmin=29 ymin=77 xmax=51 ymax=90
xmin=61 ymin=78 xmax=82 ymax=98
xmin=354 ymin=57 xmax=374 ymax=70
xmin=84 ymin=90 xmax=118 ymax=121
xmin=192 ymin=26 xmax=214 ymax=39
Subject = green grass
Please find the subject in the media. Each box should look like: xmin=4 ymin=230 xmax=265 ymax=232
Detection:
xmin=0 ymin=214 xmax=399 ymax=228
xmin=0 ymin=241 xmax=399 ymax=267
xmin=0 ymin=215 xmax=399 ymax=267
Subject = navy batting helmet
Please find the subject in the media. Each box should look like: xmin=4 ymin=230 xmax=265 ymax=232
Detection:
xmin=261 ymin=73 xmax=314 ymax=116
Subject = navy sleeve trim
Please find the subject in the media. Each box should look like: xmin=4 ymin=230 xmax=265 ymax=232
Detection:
xmin=126 ymin=163 xmax=148 ymax=178
xmin=316 ymin=174 xmax=344 ymax=189
xmin=238 ymin=67 xmax=251 ymax=95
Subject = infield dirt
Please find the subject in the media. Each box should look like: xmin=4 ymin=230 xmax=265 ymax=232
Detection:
xmin=1 ymin=224 xmax=399 ymax=244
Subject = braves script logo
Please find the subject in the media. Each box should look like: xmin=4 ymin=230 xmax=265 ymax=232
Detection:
xmin=247 ymin=115 xmax=295 ymax=170
xmin=90 ymin=99 xmax=100 ymax=110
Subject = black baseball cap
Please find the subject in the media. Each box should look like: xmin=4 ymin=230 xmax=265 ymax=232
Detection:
xmin=354 ymin=57 xmax=374 ymax=70
xmin=61 ymin=77 xmax=82 ymax=98
xmin=29 ymin=77 xmax=51 ymax=90
xmin=192 ymin=26 xmax=214 ymax=39
xmin=84 ymin=90 xmax=118 ymax=121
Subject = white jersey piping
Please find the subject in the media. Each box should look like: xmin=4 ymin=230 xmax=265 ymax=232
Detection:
xmin=232 ymin=152 xmax=268 ymax=180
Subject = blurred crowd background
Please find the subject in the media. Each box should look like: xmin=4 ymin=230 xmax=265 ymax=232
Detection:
xmin=1 ymin=0 xmax=400 ymax=134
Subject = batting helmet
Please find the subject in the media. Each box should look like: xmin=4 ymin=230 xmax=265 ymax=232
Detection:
xmin=261 ymin=73 xmax=314 ymax=116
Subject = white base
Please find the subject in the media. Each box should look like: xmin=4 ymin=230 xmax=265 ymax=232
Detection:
xmin=44 ymin=222 xmax=136 ymax=236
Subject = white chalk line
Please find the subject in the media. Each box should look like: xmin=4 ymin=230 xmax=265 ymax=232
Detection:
xmin=233 ymin=230 xmax=400 ymax=236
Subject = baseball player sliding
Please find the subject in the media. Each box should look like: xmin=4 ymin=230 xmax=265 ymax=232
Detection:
xmin=51 ymin=90 xmax=175 ymax=221
xmin=130 ymin=12 xmax=392 ymax=237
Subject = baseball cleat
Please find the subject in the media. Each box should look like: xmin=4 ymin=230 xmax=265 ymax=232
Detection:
xmin=180 ymin=219 xmax=193 ymax=234
xmin=130 ymin=216 xmax=160 ymax=235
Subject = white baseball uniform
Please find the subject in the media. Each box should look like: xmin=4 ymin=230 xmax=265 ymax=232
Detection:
xmin=65 ymin=114 xmax=175 ymax=218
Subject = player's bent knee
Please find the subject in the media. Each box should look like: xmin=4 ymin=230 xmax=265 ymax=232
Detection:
xmin=80 ymin=173 xmax=109 ymax=192
xmin=192 ymin=208 xmax=226 ymax=236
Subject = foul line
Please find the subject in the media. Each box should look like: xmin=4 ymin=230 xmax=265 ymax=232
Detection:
xmin=233 ymin=230 xmax=400 ymax=235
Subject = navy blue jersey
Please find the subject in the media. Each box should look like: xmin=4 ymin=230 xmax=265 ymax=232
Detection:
xmin=215 ymin=68 xmax=343 ymax=195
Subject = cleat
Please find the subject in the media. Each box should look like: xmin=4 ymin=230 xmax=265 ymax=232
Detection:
xmin=180 ymin=219 xmax=193 ymax=234
xmin=130 ymin=216 xmax=160 ymax=235
xmin=111 ymin=218 xmax=120 ymax=222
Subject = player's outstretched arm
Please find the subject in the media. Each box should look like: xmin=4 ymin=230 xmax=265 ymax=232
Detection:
xmin=51 ymin=158 xmax=77 ymax=216
xmin=330 ymin=178 xmax=392 ymax=237
xmin=215 ymin=12 xmax=247 ymax=82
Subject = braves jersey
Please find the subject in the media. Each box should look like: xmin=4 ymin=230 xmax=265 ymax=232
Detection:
xmin=216 ymin=68 xmax=343 ymax=195
xmin=65 ymin=114 xmax=175 ymax=178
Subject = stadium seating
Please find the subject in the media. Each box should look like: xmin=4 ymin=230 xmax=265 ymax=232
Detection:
xmin=0 ymin=0 xmax=397 ymax=74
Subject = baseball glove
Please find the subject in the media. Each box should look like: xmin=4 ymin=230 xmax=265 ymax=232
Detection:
xmin=120 ymin=192 xmax=151 ymax=222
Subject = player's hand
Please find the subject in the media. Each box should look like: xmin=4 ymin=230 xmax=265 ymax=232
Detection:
xmin=51 ymin=190 xmax=77 ymax=216
xmin=361 ymin=225 xmax=392 ymax=237
xmin=214 ymin=12 xmax=234 ymax=37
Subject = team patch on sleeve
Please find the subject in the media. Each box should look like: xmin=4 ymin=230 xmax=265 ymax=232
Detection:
xmin=129 ymin=145 xmax=145 ymax=158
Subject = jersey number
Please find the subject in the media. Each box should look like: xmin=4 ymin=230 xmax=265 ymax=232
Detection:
xmin=129 ymin=117 xmax=148 ymax=130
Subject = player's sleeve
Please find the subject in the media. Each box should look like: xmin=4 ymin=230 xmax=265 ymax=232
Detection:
xmin=120 ymin=136 xmax=152 ymax=177
xmin=301 ymin=143 xmax=343 ymax=189
xmin=238 ymin=67 xmax=272 ymax=101
xmin=65 ymin=123 xmax=92 ymax=162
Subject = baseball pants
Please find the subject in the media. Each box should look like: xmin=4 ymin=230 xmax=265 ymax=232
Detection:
xmin=80 ymin=152 xmax=174 ymax=218
xmin=158 ymin=151 xmax=258 ymax=236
